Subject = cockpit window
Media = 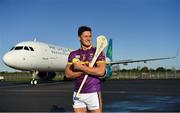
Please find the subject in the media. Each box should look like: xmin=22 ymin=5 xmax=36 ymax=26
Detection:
xmin=24 ymin=46 xmax=29 ymax=51
xmin=10 ymin=47 xmax=15 ymax=51
xmin=29 ymin=47 xmax=34 ymax=51
xmin=11 ymin=46 xmax=34 ymax=51
xmin=14 ymin=46 xmax=23 ymax=50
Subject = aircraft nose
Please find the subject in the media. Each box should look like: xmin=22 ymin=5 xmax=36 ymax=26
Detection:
xmin=2 ymin=52 xmax=14 ymax=67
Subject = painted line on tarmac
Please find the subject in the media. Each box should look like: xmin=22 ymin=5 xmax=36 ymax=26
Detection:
xmin=2 ymin=89 xmax=72 ymax=93
xmin=0 ymin=81 xmax=65 ymax=89
xmin=102 ymin=90 xmax=180 ymax=96
xmin=103 ymin=91 xmax=127 ymax=94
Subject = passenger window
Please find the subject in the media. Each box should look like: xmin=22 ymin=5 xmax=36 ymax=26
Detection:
xmin=14 ymin=46 xmax=23 ymax=50
xmin=24 ymin=46 xmax=29 ymax=51
xmin=29 ymin=47 xmax=34 ymax=51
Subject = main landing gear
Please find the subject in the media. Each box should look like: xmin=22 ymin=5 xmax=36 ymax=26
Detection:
xmin=30 ymin=71 xmax=38 ymax=85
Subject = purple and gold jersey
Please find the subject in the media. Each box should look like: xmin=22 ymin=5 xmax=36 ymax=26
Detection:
xmin=67 ymin=46 xmax=106 ymax=93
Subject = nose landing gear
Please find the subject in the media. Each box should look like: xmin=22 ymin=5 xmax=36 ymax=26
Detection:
xmin=30 ymin=71 xmax=38 ymax=85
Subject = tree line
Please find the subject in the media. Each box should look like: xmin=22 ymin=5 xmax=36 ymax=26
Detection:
xmin=114 ymin=66 xmax=180 ymax=73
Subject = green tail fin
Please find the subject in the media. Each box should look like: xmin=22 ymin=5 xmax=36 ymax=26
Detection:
xmin=106 ymin=39 xmax=112 ymax=61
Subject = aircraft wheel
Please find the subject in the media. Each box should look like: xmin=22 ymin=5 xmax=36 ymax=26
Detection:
xmin=30 ymin=80 xmax=33 ymax=85
xmin=33 ymin=80 xmax=38 ymax=85
xmin=30 ymin=80 xmax=38 ymax=85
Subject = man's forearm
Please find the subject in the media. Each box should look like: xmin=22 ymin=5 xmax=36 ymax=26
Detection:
xmin=65 ymin=66 xmax=83 ymax=78
xmin=80 ymin=65 xmax=105 ymax=76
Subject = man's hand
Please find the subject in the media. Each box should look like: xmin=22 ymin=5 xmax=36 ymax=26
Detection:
xmin=73 ymin=61 xmax=83 ymax=71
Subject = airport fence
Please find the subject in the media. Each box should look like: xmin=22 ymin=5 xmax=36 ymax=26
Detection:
xmin=0 ymin=71 xmax=180 ymax=81
xmin=0 ymin=72 xmax=31 ymax=81
xmin=0 ymin=72 xmax=65 ymax=81
xmin=110 ymin=71 xmax=180 ymax=80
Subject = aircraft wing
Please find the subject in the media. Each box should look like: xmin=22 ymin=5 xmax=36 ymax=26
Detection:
xmin=109 ymin=56 xmax=176 ymax=66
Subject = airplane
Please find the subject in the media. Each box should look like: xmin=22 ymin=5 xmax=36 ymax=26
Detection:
xmin=2 ymin=39 xmax=176 ymax=85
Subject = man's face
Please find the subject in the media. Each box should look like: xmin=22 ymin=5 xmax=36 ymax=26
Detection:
xmin=79 ymin=31 xmax=92 ymax=48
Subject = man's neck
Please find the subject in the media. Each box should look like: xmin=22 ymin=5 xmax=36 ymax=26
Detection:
xmin=81 ymin=45 xmax=92 ymax=50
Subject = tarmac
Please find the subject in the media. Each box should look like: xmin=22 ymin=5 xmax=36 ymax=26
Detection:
xmin=0 ymin=79 xmax=180 ymax=112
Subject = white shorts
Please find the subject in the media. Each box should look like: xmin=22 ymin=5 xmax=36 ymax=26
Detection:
xmin=73 ymin=92 xmax=102 ymax=110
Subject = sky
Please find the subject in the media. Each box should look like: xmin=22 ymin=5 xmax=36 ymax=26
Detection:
xmin=0 ymin=0 xmax=180 ymax=72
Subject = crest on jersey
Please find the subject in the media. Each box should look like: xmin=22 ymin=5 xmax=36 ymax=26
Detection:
xmin=89 ymin=53 xmax=94 ymax=58
xmin=75 ymin=55 xmax=80 ymax=59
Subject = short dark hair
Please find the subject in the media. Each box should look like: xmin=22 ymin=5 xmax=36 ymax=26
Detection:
xmin=78 ymin=26 xmax=91 ymax=37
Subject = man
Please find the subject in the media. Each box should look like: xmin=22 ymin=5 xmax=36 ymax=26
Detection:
xmin=65 ymin=26 xmax=106 ymax=113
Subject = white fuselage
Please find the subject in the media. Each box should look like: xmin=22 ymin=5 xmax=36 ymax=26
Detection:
xmin=3 ymin=41 xmax=73 ymax=72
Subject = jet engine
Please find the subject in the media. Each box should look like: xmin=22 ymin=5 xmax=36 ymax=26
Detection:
xmin=37 ymin=72 xmax=56 ymax=80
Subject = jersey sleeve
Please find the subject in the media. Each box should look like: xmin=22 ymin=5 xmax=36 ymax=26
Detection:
xmin=67 ymin=52 xmax=74 ymax=65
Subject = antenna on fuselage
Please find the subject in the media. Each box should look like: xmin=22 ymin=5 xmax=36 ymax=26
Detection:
xmin=34 ymin=38 xmax=37 ymax=42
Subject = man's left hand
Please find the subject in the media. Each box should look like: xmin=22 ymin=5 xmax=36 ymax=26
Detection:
xmin=73 ymin=62 xmax=83 ymax=70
